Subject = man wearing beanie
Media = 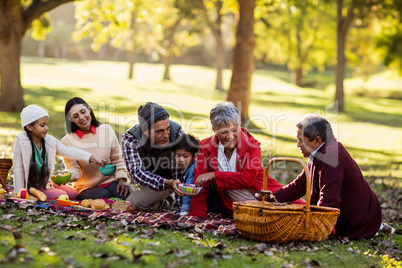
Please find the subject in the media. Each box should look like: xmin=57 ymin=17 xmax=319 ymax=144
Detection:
xmin=122 ymin=102 xmax=184 ymax=212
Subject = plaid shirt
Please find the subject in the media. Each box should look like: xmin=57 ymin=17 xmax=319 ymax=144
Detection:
xmin=121 ymin=129 xmax=184 ymax=212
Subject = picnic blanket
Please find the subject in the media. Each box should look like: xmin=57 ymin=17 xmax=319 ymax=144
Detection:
xmin=2 ymin=198 xmax=237 ymax=236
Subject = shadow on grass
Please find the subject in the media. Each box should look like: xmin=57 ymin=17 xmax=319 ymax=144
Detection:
xmin=24 ymin=86 xmax=92 ymax=103
xmin=344 ymin=107 xmax=402 ymax=128
xmin=253 ymin=92 xmax=402 ymax=128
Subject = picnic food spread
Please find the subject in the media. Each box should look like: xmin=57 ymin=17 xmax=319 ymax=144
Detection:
xmin=81 ymin=199 xmax=110 ymax=210
xmin=111 ymin=200 xmax=136 ymax=211
xmin=29 ymin=187 xmax=47 ymax=202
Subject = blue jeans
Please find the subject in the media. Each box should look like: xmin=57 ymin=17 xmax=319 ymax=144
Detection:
xmin=77 ymin=181 xmax=127 ymax=200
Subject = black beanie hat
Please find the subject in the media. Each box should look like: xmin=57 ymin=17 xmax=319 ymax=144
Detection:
xmin=138 ymin=102 xmax=169 ymax=131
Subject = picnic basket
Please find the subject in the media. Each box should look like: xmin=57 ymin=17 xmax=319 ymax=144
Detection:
xmin=0 ymin=158 xmax=12 ymax=192
xmin=233 ymin=157 xmax=340 ymax=243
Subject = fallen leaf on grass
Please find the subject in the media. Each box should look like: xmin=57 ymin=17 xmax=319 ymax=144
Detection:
xmin=384 ymin=238 xmax=395 ymax=248
xmin=92 ymin=252 xmax=109 ymax=258
xmin=254 ymin=243 xmax=267 ymax=252
xmin=12 ymin=228 xmax=22 ymax=244
xmin=121 ymin=241 xmax=131 ymax=247
xmin=174 ymin=249 xmax=190 ymax=258
xmin=38 ymin=247 xmax=50 ymax=254
xmin=106 ymin=255 xmax=126 ymax=261
xmin=8 ymin=245 xmax=28 ymax=260
xmin=1 ymin=214 xmax=15 ymax=220
xmin=26 ymin=209 xmax=39 ymax=216
xmin=88 ymin=230 xmax=98 ymax=236
xmin=0 ymin=224 xmax=13 ymax=231
xmin=166 ymin=260 xmax=191 ymax=268
xmin=213 ymin=241 xmax=226 ymax=250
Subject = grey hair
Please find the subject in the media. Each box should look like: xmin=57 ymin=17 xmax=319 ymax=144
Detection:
xmin=296 ymin=114 xmax=334 ymax=142
xmin=210 ymin=101 xmax=240 ymax=129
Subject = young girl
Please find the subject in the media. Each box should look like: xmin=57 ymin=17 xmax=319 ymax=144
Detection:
xmin=13 ymin=105 xmax=104 ymax=200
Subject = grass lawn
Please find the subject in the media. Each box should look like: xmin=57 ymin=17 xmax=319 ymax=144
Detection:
xmin=0 ymin=56 xmax=401 ymax=267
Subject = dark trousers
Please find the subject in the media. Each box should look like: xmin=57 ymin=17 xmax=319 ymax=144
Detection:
xmin=206 ymin=183 xmax=226 ymax=214
xmin=77 ymin=181 xmax=127 ymax=200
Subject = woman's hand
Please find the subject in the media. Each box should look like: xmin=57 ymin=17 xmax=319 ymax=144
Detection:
xmin=165 ymin=179 xmax=185 ymax=196
xmin=89 ymin=155 xmax=107 ymax=166
xmin=116 ymin=178 xmax=132 ymax=197
xmin=195 ymin=172 xmax=215 ymax=187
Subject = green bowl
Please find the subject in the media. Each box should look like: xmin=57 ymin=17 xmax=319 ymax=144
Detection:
xmin=99 ymin=164 xmax=116 ymax=176
xmin=51 ymin=172 xmax=72 ymax=185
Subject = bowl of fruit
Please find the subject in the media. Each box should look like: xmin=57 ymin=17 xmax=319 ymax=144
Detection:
xmin=99 ymin=164 xmax=116 ymax=176
xmin=51 ymin=172 xmax=72 ymax=186
xmin=178 ymin=183 xmax=202 ymax=196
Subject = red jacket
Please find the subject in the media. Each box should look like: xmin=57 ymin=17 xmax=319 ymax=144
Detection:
xmin=189 ymin=128 xmax=286 ymax=218
xmin=274 ymin=139 xmax=382 ymax=239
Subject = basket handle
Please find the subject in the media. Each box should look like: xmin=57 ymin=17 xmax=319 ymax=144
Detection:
xmin=263 ymin=157 xmax=311 ymax=212
xmin=0 ymin=174 xmax=10 ymax=194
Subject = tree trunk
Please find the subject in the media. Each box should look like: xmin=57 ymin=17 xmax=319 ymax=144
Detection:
xmin=291 ymin=67 xmax=302 ymax=87
xmin=163 ymin=54 xmax=173 ymax=80
xmin=127 ymin=50 xmax=136 ymax=80
xmin=335 ymin=26 xmax=346 ymax=112
xmin=0 ymin=4 xmax=25 ymax=112
xmin=127 ymin=9 xmax=138 ymax=80
xmin=38 ymin=41 xmax=45 ymax=58
xmin=0 ymin=0 xmax=75 ymax=112
xmin=161 ymin=17 xmax=183 ymax=81
xmin=215 ymin=20 xmax=225 ymax=91
xmin=334 ymin=0 xmax=354 ymax=112
xmin=226 ymin=0 xmax=255 ymax=126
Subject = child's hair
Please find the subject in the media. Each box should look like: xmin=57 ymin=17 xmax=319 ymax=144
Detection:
xmin=64 ymin=97 xmax=101 ymax=133
xmin=174 ymin=134 xmax=200 ymax=156
xmin=24 ymin=122 xmax=49 ymax=187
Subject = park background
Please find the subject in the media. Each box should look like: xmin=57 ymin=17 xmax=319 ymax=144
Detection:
xmin=0 ymin=1 xmax=401 ymax=267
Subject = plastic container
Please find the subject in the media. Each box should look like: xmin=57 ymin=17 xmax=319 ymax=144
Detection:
xmin=99 ymin=164 xmax=116 ymax=176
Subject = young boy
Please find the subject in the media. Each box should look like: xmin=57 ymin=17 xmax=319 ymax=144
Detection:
xmin=174 ymin=134 xmax=199 ymax=215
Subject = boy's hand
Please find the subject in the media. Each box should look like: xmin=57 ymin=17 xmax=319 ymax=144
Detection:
xmin=195 ymin=172 xmax=215 ymax=187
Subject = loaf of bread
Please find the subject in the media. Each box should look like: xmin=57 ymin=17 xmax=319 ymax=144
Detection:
xmin=111 ymin=200 xmax=136 ymax=211
xmin=91 ymin=199 xmax=107 ymax=210
xmin=29 ymin=187 xmax=47 ymax=202
xmin=81 ymin=199 xmax=93 ymax=207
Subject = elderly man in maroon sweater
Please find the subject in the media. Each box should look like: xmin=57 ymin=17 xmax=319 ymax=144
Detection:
xmin=274 ymin=114 xmax=383 ymax=239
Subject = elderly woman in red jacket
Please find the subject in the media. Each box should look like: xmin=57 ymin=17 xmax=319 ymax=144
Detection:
xmin=189 ymin=102 xmax=296 ymax=218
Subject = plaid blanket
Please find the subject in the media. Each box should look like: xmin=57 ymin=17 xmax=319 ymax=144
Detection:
xmin=2 ymin=198 xmax=237 ymax=235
